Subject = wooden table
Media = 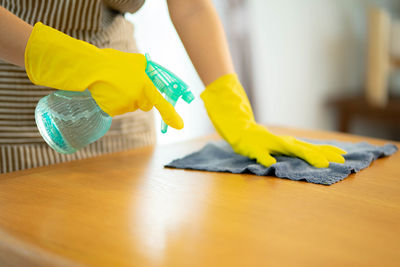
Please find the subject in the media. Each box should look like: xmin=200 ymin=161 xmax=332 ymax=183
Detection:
xmin=0 ymin=127 xmax=399 ymax=267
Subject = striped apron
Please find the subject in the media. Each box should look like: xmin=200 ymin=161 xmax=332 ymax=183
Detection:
xmin=0 ymin=0 xmax=156 ymax=174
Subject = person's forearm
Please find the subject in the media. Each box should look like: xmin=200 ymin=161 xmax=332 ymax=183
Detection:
xmin=0 ymin=6 xmax=32 ymax=67
xmin=167 ymin=0 xmax=235 ymax=86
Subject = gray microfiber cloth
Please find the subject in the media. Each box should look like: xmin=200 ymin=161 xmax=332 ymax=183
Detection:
xmin=165 ymin=139 xmax=398 ymax=185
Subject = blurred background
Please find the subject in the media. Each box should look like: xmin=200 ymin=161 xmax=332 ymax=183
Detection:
xmin=126 ymin=0 xmax=400 ymax=144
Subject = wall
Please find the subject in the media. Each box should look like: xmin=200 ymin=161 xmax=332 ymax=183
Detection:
xmin=248 ymin=0 xmax=400 ymax=132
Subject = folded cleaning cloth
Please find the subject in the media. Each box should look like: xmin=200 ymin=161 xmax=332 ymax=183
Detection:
xmin=166 ymin=139 xmax=398 ymax=185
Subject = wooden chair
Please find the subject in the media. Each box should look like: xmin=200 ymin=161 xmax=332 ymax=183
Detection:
xmin=329 ymin=6 xmax=400 ymax=137
xmin=366 ymin=6 xmax=400 ymax=107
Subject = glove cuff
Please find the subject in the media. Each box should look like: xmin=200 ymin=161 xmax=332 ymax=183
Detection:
xmin=200 ymin=73 xmax=256 ymax=144
xmin=24 ymin=22 xmax=100 ymax=91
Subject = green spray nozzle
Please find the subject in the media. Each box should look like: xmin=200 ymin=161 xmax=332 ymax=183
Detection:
xmin=145 ymin=53 xmax=194 ymax=133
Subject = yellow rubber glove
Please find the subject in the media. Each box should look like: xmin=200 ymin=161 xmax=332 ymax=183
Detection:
xmin=25 ymin=22 xmax=183 ymax=129
xmin=201 ymin=74 xmax=346 ymax=168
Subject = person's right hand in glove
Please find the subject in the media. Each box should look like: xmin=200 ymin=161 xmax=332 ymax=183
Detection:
xmin=167 ymin=0 xmax=346 ymax=167
xmin=24 ymin=22 xmax=183 ymax=129
xmin=201 ymin=74 xmax=346 ymax=168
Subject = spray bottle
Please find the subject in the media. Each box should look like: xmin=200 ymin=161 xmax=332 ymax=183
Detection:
xmin=35 ymin=54 xmax=194 ymax=154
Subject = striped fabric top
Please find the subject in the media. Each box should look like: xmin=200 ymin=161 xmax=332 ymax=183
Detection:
xmin=1 ymin=0 xmax=145 ymax=42
xmin=0 ymin=0 xmax=156 ymax=173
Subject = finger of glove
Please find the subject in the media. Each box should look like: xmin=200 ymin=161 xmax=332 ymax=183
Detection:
xmin=286 ymin=137 xmax=323 ymax=151
xmin=293 ymin=139 xmax=347 ymax=156
xmin=286 ymin=138 xmax=347 ymax=155
xmin=251 ymin=149 xmax=277 ymax=167
xmin=318 ymin=144 xmax=347 ymax=155
xmin=277 ymin=136 xmax=315 ymax=155
xmin=293 ymin=145 xmax=330 ymax=168
xmin=139 ymin=98 xmax=153 ymax=112
xmin=285 ymin=138 xmax=347 ymax=163
xmin=318 ymin=146 xmax=346 ymax=164
xmin=144 ymin=78 xmax=184 ymax=129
